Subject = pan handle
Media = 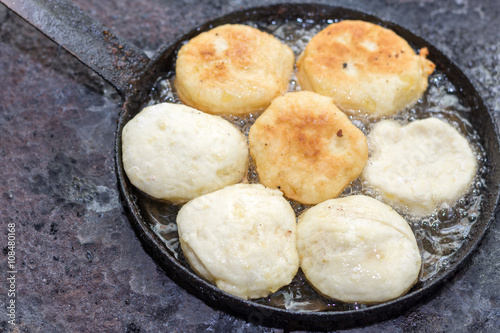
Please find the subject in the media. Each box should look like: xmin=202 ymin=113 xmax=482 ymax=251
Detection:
xmin=1 ymin=0 xmax=149 ymax=94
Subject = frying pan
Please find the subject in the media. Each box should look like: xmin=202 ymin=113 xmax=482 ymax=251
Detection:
xmin=4 ymin=0 xmax=499 ymax=330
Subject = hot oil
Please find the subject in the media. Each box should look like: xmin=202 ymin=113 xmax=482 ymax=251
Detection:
xmin=139 ymin=19 xmax=487 ymax=312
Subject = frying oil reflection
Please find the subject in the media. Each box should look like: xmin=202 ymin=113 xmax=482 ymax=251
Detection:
xmin=138 ymin=19 xmax=486 ymax=311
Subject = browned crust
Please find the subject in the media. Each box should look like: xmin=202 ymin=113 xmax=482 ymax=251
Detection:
xmin=175 ymin=24 xmax=294 ymax=115
xmin=296 ymin=20 xmax=435 ymax=116
xmin=249 ymin=91 xmax=368 ymax=204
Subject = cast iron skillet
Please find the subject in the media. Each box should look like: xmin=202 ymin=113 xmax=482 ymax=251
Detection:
xmin=5 ymin=0 xmax=500 ymax=330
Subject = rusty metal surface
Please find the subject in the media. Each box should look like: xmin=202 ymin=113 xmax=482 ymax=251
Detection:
xmin=1 ymin=0 xmax=149 ymax=94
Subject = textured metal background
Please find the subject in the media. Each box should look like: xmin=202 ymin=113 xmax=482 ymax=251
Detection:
xmin=1 ymin=0 xmax=499 ymax=332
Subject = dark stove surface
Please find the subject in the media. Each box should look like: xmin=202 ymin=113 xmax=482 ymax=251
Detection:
xmin=1 ymin=0 xmax=499 ymax=332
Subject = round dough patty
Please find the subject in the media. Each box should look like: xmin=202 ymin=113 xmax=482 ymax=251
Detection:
xmin=177 ymin=184 xmax=299 ymax=300
xmin=122 ymin=103 xmax=248 ymax=203
xmin=297 ymin=195 xmax=421 ymax=304
xmin=362 ymin=118 xmax=477 ymax=216
xmin=249 ymin=91 xmax=368 ymax=204
xmin=175 ymin=24 xmax=294 ymax=115
xmin=296 ymin=20 xmax=435 ymax=117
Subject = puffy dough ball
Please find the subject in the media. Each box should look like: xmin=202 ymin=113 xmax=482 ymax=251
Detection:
xmin=177 ymin=184 xmax=299 ymax=300
xmin=296 ymin=20 xmax=435 ymax=117
xmin=297 ymin=195 xmax=421 ymax=304
xmin=362 ymin=118 xmax=477 ymax=216
xmin=121 ymin=103 xmax=248 ymax=203
xmin=249 ymin=91 xmax=368 ymax=204
xmin=175 ymin=24 xmax=295 ymax=115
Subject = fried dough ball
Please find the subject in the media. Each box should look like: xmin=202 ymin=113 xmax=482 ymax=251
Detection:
xmin=249 ymin=91 xmax=368 ymax=204
xmin=297 ymin=195 xmax=421 ymax=304
xmin=296 ymin=20 xmax=435 ymax=117
xmin=362 ymin=118 xmax=477 ymax=216
xmin=177 ymin=184 xmax=299 ymax=300
xmin=175 ymin=24 xmax=294 ymax=115
xmin=121 ymin=103 xmax=248 ymax=204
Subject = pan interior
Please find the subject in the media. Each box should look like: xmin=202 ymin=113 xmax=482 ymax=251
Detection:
xmin=116 ymin=4 xmax=499 ymax=328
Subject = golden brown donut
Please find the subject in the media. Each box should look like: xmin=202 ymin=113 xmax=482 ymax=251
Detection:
xmin=249 ymin=91 xmax=368 ymax=204
xmin=296 ymin=20 xmax=435 ymax=117
xmin=175 ymin=24 xmax=294 ymax=115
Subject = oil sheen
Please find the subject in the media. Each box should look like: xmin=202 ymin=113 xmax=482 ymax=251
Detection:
xmin=139 ymin=18 xmax=487 ymax=312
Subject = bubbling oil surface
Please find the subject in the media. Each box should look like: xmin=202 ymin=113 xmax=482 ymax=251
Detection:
xmin=139 ymin=19 xmax=487 ymax=312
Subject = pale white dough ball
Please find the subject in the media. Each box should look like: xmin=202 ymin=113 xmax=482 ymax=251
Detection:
xmin=122 ymin=103 xmax=248 ymax=203
xmin=297 ymin=195 xmax=421 ymax=304
xmin=177 ymin=184 xmax=299 ymax=300
xmin=362 ymin=118 xmax=477 ymax=216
